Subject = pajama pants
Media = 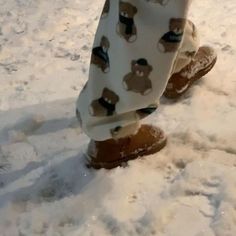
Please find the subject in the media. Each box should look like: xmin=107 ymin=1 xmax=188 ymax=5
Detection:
xmin=76 ymin=0 xmax=199 ymax=141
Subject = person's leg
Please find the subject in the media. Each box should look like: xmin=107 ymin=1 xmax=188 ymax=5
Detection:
xmin=164 ymin=20 xmax=217 ymax=99
xmin=172 ymin=20 xmax=200 ymax=74
xmin=76 ymin=0 xmax=191 ymax=168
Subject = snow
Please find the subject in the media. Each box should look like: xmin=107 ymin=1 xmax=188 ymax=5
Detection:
xmin=0 ymin=0 xmax=236 ymax=235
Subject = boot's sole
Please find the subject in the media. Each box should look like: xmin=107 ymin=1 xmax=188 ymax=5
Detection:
xmin=86 ymin=136 xmax=167 ymax=170
xmin=164 ymin=57 xmax=217 ymax=99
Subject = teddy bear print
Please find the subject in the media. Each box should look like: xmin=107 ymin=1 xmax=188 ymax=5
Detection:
xmin=158 ymin=18 xmax=186 ymax=53
xmin=110 ymin=124 xmax=138 ymax=139
xmin=123 ymin=58 xmax=153 ymax=96
xmin=91 ymin=36 xmax=110 ymax=73
xmin=117 ymin=1 xmax=138 ymax=42
xmin=101 ymin=0 xmax=110 ymax=18
xmin=146 ymin=0 xmax=169 ymax=6
xmin=89 ymin=88 xmax=120 ymax=117
xmin=136 ymin=103 xmax=158 ymax=119
xmin=110 ymin=126 xmax=122 ymax=138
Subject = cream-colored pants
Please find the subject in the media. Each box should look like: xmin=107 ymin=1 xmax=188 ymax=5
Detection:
xmin=76 ymin=0 xmax=199 ymax=141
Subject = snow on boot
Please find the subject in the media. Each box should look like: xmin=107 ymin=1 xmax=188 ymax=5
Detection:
xmin=86 ymin=124 xmax=167 ymax=169
xmin=164 ymin=46 xmax=217 ymax=99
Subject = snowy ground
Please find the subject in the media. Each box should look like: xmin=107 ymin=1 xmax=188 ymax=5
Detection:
xmin=0 ymin=0 xmax=236 ymax=235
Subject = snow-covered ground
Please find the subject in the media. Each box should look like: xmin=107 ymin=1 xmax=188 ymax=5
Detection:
xmin=0 ymin=0 xmax=236 ymax=235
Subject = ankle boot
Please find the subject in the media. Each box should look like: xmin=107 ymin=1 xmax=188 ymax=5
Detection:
xmin=164 ymin=46 xmax=217 ymax=99
xmin=86 ymin=124 xmax=167 ymax=169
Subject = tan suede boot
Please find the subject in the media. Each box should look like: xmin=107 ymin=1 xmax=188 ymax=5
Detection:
xmin=164 ymin=46 xmax=217 ymax=99
xmin=86 ymin=124 xmax=167 ymax=169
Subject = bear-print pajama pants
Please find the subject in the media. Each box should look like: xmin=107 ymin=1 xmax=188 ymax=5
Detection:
xmin=76 ymin=0 xmax=199 ymax=141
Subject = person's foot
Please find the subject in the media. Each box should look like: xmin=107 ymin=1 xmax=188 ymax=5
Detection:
xmin=86 ymin=124 xmax=167 ymax=169
xmin=164 ymin=46 xmax=217 ymax=99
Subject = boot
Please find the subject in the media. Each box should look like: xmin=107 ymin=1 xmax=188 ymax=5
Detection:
xmin=86 ymin=124 xmax=167 ymax=169
xmin=164 ymin=46 xmax=217 ymax=99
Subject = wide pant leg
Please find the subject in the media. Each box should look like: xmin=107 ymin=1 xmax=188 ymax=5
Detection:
xmin=172 ymin=20 xmax=200 ymax=74
xmin=76 ymin=0 xmax=192 ymax=141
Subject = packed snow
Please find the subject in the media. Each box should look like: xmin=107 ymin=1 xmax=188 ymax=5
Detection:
xmin=0 ymin=0 xmax=236 ymax=235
